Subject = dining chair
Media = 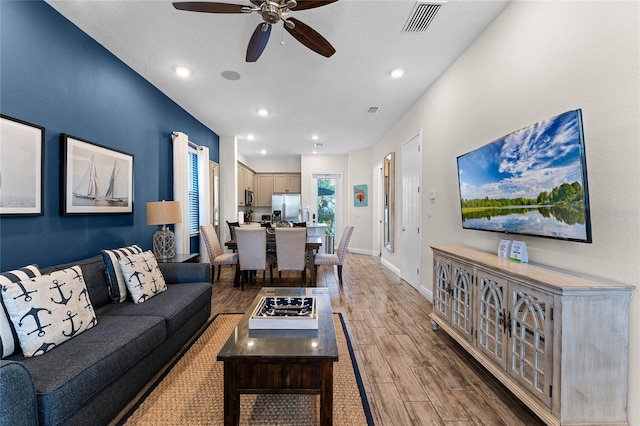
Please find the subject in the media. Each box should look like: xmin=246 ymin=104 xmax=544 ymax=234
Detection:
xmin=200 ymin=224 xmax=237 ymax=283
xmin=226 ymin=221 xmax=240 ymax=240
xmin=235 ymin=227 xmax=275 ymax=290
xmin=314 ymin=225 xmax=354 ymax=285
xmin=275 ymin=227 xmax=308 ymax=285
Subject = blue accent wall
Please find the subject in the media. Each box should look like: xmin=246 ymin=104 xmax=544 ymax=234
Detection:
xmin=0 ymin=1 xmax=219 ymax=270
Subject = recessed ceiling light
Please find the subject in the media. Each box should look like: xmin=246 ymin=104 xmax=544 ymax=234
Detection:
xmin=258 ymin=109 xmax=269 ymax=117
xmin=175 ymin=66 xmax=192 ymax=78
xmin=260 ymin=149 xmax=267 ymax=155
xmin=312 ymin=150 xmax=318 ymax=154
xmin=311 ymin=134 xmax=319 ymax=140
xmin=247 ymin=134 xmax=255 ymax=140
xmin=390 ymin=68 xmax=405 ymax=79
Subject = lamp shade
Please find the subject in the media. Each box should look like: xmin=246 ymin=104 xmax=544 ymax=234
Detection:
xmin=146 ymin=201 xmax=182 ymax=226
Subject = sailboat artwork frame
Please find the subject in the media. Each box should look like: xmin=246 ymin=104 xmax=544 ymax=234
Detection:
xmin=61 ymin=134 xmax=133 ymax=215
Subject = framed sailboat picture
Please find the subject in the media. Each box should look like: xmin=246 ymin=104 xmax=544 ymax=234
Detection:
xmin=61 ymin=134 xmax=133 ymax=215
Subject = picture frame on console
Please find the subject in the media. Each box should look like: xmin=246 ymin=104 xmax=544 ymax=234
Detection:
xmin=0 ymin=114 xmax=45 ymax=217
xmin=61 ymin=134 xmax=133 ymax=215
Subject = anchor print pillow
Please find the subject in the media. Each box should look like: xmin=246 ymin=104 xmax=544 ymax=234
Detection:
xmin=118 ymin=251 xmax=167 ymax=304
xmin=0 ymin=266 xmax=97 ymax=357
xmin=1 ymin=265 xmax=41 ymax=358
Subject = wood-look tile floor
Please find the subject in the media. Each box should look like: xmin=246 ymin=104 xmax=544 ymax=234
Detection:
xmin=211 ymin=253 xmax=545 ymax=426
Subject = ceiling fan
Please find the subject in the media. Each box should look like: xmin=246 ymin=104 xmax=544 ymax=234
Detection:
xmin=172 ymin=0 xmax=338 ymax=62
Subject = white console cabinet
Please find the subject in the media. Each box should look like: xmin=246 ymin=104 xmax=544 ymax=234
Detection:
xmin=430 ymin=245 xmax=633 ymax=426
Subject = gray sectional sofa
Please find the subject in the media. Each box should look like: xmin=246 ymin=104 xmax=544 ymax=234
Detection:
xmin=0 ymin=254 xmax=212 ymax=426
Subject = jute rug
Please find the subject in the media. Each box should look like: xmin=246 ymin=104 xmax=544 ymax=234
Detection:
xmin=121 ymin=313 xmax=373 ymax=425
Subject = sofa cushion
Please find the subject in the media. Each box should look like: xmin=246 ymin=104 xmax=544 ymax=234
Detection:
xmin=96 ymin=282 xmax=211 ymax=337
xmin=1 ymin=266 xmax=98 ymax=357
xmin=101 ymin=245 xmax=143 ymax=304
xmin=42 ymin=255 xmax=111 ymax=309
xmin=118 ymin=251 xmax=167 ymax=304
xmin=1 ymin=265 xmax=40 ymax=358
xmin=12 ymin=314 xmax=165 ymax=425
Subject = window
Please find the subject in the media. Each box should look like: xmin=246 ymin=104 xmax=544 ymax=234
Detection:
xmin=188 ymin=148 xmax=199 ymax=234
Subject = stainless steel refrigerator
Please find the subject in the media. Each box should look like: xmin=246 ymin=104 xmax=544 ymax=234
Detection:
xmin=272 ymin=193 xmax=301 ymax=222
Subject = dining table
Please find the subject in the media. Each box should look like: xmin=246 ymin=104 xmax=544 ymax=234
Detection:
xmin=225 ymin=235 xmax=323 ymax=287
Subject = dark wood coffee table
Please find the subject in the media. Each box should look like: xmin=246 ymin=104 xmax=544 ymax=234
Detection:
xmin=217 ymin=287 xmax=338 ymax=426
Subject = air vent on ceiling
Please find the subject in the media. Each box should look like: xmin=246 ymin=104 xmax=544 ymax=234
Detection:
xmin=402 ymin=2 xmax=444 ymax=33
xmin=368 ymin=106 xmax=380 ymax=114
xmin=314 ymin=143 xmax=324 ymax=149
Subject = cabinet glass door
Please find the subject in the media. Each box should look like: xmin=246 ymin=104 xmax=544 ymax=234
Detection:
xmin=507 ymin=281 xmax=553 ymax=408
xmin=451 ymin=261 xmax=473 ymax=341
xmin=476 ymin=270 xmax=507 ymax=368
xmin=433 ymin=255 xmax=451 ymax=321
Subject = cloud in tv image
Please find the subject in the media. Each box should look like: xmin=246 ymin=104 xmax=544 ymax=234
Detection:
xmin=456 ymin=109 xmax=592 ymax=242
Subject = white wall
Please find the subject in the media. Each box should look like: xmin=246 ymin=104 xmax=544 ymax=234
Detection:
xmin=243 ymin=156 xmax=301 ymax=173
xmin=347 ymin=149 xmax=374 ymax=255
xmin=372 ymin=1 xmax=640 ymax=422
xmin=219 ymin=135 xmax=238 ymax=250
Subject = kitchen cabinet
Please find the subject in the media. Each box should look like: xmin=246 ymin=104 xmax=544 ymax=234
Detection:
xmin=237 ymin=164 xmax=255 ymax=206
xmin=273 ymin=174 xmax=301 ymax=193
xmin=255 ymin=174 xmax=274 ymax=207
xmin=430 ymin=245 xmax=633 ymax=426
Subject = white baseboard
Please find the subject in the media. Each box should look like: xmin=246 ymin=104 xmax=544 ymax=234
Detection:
xmin=348 ymin=247 xmax=376 ymax=256
xmin=420 ymin=285 xmax=433 ymax=302
xmin=380 ymin=257 xmax=401 ymax=276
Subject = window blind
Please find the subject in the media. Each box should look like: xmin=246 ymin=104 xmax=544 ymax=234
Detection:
xmin=188 ymin=149 xmax=199 ymax=234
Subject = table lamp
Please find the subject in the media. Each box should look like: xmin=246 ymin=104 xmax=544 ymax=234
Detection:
xmin=146 ymin=201 xmax=182 ymax=258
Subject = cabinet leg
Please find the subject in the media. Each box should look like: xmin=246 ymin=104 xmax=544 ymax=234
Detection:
xmin=430 ymin=320 xmax=439 ymax=331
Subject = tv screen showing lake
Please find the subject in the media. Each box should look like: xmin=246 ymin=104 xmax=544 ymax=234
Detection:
xmin=462 ymin=206 xmax=587 ymax=240
xmin=456 ymin=109 xmax=592 ymax=242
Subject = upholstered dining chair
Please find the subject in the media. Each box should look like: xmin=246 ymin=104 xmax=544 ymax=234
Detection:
xmin=200 ymin=224 xmax=237 ymax=282
xmin=314 ymin=225 xmax=354 ymax=285
xmin=275 ymin=227 xmax=308 ymax=284
xmin=235 ymin=227 xmax=275 ymax=291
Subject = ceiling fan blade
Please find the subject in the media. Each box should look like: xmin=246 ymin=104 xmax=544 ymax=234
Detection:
xmin=246 ymin=23 xmax=272 ymax=62
xmin=291 ymin=0 xmax=338 ymax=11
xmin=285 ymin=17 xmax=335 ymax=58
xmin=172 ymin=2 xmax=248 ymax=13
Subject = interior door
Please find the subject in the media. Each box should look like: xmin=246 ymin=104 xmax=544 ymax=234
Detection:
xmin=401 ymin=132 xmax=422 ymax=290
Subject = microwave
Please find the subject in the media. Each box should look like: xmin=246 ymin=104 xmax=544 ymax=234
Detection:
xmin=244 ymin=189 xmax=254 ymax=206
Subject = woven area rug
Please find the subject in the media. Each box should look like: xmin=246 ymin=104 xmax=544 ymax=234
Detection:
xmin=121 ymin=313 xmax=373 ymax=425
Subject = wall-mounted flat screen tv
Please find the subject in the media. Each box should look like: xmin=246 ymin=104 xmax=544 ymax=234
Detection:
xmin=456 ymin=109 xmax=592 ymax=243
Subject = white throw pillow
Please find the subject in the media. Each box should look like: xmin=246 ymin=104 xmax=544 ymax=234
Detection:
xmin=0 ymin=266 xmax=97 ymax=357
xmin=1 ymin=265 xmax=41 ymax=358
xmin=118 ymin=251 xmax=167 ymax=304
xmin=101 ymin=245 xmax=143 ymax=303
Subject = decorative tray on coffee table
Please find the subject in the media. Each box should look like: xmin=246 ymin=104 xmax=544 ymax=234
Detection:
xmin=248 ymin=296 xmax=318 ymax=329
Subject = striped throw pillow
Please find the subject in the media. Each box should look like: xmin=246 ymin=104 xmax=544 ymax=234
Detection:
xmin=101 ymin=245 xmax=142 ymax=303
xmin=1 ymin=265 xmax=40 ymax=358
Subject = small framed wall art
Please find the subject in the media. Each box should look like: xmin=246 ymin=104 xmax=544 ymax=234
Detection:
xmin=353 ymin=184 xmax=368 ymax=207
xmin=0 ymin=114 xmax=45 ymax=216
xmin=61 ymin=134 xmax=134 ymax=215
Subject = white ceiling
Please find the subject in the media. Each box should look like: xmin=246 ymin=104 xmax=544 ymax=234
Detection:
xmin=46 ymin=0 xmax=509 ymax=158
